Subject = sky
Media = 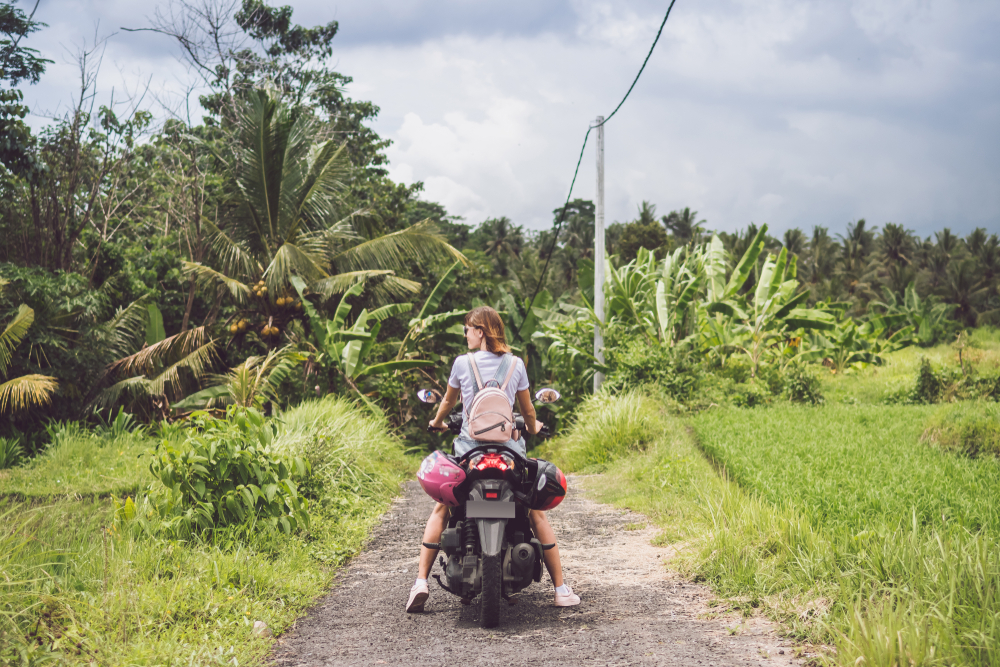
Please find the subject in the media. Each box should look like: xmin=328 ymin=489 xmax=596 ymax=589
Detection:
xmin=21 ymin=0 xmax=1000 ymax=238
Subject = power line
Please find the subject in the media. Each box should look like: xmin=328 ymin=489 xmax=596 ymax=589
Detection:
xmin=512 ymin=0 xmax=679 ymax=342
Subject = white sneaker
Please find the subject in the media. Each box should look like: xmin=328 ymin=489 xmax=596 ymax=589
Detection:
xmin=554 ymin=585 xmax=581 ymax=607
xmin=406 ymin=581 xmax=429 ymax=613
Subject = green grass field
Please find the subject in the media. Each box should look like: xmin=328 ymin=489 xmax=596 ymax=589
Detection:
xmin=543 ymin=368 xmax=1000 ymax=667
xmin=693 ymin=404 xmax=1000 ymax=535
xmin=0 ymin=426 xmax=159 ymax=499
xmin=819 ymin=327 xmax=1000 ymax=405
xmin=0 ymin=397 xmax=412 ymax=666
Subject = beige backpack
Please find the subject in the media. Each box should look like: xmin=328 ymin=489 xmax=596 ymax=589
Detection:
xmin=465 ymin=353 xmax=517 ymax=442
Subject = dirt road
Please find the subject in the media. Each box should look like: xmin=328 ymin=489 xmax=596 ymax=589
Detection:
xmin=269 ymin=476 xmax=800 ymax=667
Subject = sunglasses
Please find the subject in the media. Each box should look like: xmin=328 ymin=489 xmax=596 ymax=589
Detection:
xmin=463 ymin=325 xmax=482 ymax=336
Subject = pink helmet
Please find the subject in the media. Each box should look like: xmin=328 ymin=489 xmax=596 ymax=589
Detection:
xmin=417 ymin=451 xmax=467 ymax=507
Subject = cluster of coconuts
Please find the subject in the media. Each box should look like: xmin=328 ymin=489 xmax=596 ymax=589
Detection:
xmin=261 ymin=324 xmax=280 ymax=337
xmin=275 ymin=296 xmax=303 ymax=310
xmin=252 ymin=280 xmax=268 ymax=298
xmin=228 ymin=319 xmax=249 ymax=334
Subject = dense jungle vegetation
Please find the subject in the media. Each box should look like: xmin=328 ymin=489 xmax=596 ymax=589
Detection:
xmin=0 ymin=0 xmax=997 ymax=664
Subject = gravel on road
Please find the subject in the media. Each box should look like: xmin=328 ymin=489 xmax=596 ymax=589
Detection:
xmin=269 ymin=476 xmax=801 ymax=667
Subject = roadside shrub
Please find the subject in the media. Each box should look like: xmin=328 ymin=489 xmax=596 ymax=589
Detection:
xmin=603 ymin=335 xmax=701 ymax=403
xmin=783 ymin=365 xmax=824 ymax=404
xmin=921 ymin=402 xmax=1000 ymax=458
xmin=537 ymin=391 xmax=661 ymax=471
xmin=147 ymin=406 xmax=311 ymax=536
xmin=274 ymin=396 xmax=411 ymax=501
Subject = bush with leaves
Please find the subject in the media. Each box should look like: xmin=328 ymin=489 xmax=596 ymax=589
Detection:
xmin=147 ymin=406 xmax=310 ymax=536
xmin=602 ymin=330 xmax=701 ymax=404
xmin=909 ymin=357 xmax=948 ymax=404
xmin=782 ymin=365 xmax=824 ymax=404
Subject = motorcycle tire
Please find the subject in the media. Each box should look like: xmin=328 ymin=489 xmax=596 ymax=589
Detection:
xmin=480 ymin=554 xmax=501 ymax=628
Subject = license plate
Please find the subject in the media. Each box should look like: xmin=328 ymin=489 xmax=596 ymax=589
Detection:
xmin=466 ymin=500 xmax=515 ymax=519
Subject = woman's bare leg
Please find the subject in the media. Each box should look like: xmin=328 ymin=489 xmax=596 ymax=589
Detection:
xmin=417 ymin=503 xmax=450 ymax=579
xmin=529 ymin=510 xmax=563 ymax=587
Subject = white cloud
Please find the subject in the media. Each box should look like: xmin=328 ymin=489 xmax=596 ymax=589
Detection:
xmin=20 ymin=0 xmax=1000 ymax=238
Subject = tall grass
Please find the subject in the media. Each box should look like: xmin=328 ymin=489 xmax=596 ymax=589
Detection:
xmin=0 ymin=424 xmax=155 ymax=499
xmin=0 ymin=397 xmax=413 ymax=665
xmin=691 ymin=404 xmax=1000 ymax=666
xmin=534 ymin=391 xmax=661 ymax=471
xmin=544 ymin=394 xmax=1000 ymax=666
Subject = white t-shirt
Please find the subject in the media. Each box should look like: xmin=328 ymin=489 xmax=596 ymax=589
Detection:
xmin=448 ymin=351 xmax=529 ymax=413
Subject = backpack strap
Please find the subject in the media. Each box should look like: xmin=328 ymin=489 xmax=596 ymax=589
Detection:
xmin=498 ymin=354 xmax=518 ymax=391
xmin=467 ymin=352 xmax=485 ymax=395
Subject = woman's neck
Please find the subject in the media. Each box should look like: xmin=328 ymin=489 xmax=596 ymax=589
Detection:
xmin=478 ymin=340 xmax=489 ymax=352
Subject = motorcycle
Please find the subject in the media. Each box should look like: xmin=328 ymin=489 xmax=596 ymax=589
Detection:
xmin=415 ymin=388 xmax=566 ymax=628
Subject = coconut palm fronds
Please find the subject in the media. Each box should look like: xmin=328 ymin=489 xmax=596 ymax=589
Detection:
xmin=0 ymin=374 xmax=58 ymax=414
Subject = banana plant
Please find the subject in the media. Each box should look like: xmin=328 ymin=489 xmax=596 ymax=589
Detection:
xmin=291 ymin=277 xmax=430 ymax=409
xmin=871 ymin=282 xmax=953 ymax=346
xmin=801 ymin=310 xmax=913 ymax=372
xmin=605 ymin=247 xmax=660 ymax=341
xmin=533 ymin=302 xmax=607 ymax=399
xmin=656 ymin=244 xmax=707 ymax=345
xmin=704 ymin=227 xmax=836 ymax=378
xmin=395 ymin=260 xmax=467 ymax=361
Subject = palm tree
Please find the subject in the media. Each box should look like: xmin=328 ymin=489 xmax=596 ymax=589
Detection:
xmin=662 ymin=207 xmax=705 ymax=245
xmin=940 ymin=259 xmax=988 ymax=327
xmin=636 ymin=201 xmax=658 ymax=226
xmin=0 ymin=303 xmax=58 ymax=416
xmin=187 ymin=88 xmax=464 ymax=335
xmin=782 ymin=228 xmax=806 ymax=257
xmin=836 ymin=220 xmax=878 ymax=304
xmin=965 ymin=228 xmax=989 ymax=258
xmin=480 ymin=217 xmax=524 ymax=277
xmin=876 ymin=223 xmax=916 ymax=298
xmin=803 ymin=226 xmax=839 ymax=300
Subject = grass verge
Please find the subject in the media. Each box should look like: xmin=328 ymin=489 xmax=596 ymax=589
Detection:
xmin=542 ymin=392 xmax=1000 ymax=666
xmin=0 ymin=425 xmax=156 ymax=499
xmin=0 ymin=397 xmax=412 ymax=666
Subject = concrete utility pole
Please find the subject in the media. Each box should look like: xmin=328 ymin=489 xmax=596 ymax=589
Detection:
xmin=593 ymin=116 xmax=605 ymax=393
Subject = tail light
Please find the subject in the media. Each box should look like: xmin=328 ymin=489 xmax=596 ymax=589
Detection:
xmin=470 ymin=453 xmax=515 ymax=472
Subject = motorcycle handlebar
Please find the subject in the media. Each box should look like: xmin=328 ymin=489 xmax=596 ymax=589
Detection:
xmin=426 ymin=412 xmax=551 ymax=437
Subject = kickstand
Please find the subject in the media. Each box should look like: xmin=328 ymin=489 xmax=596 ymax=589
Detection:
xmin=431 ymin=574 xmax=456 ymax=595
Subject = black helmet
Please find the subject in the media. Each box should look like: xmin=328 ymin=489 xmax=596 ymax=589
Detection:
xmin=524 ymin=459 xmax=567 ymax=510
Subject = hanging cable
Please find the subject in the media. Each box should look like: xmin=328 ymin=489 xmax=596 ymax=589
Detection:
xmin=512 ymin=0 xmax=679 ymax=342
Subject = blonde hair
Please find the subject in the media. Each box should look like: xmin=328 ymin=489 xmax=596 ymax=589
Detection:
xmin=465 ymin=306 xmax=511 ymax=354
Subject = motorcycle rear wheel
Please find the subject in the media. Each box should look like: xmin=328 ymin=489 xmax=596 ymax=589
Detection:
xmin=480 ymin=554 xmax=501 ymax=628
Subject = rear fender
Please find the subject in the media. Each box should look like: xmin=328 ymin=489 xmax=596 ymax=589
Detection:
xmin=468 ymin=480 xmax=515 ymax=557
xmin=477 ymin=518 xmax=506 ymax=557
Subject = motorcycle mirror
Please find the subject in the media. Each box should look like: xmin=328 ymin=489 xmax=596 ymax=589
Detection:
xmin=534 ymin=388 xmax=561 ymax=404
xmin=416 ymin=388 xmax=442 ymax=404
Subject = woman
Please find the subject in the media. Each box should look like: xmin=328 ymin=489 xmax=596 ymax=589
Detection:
xmin=406 ymin=306 xmax=581 ymax=612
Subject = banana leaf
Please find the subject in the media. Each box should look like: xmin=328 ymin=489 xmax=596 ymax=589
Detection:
xmin=578 ymin=258 xmax=595 ymax=309
xmin=362 ymin=360 xmax=432 ymax=375
xmin=724 ymin=224 xmax=767 ymax=299
xmin=784 ymin=308 xmax=837 ymax=331
xmin=417 ymin=260 xmax=463 ymax=320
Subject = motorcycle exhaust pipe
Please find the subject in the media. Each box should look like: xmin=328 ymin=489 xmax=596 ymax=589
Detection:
xmin=511 ymin=542 xmax=535 ymax=575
